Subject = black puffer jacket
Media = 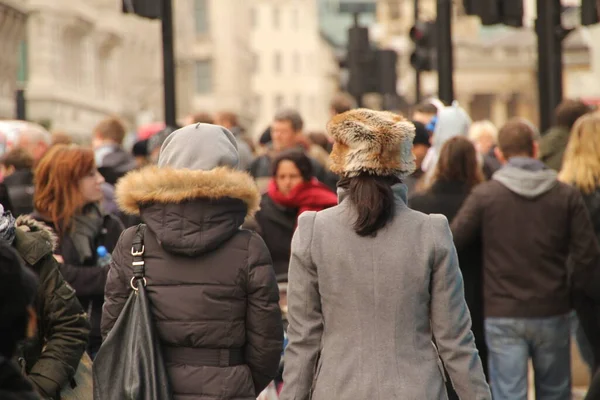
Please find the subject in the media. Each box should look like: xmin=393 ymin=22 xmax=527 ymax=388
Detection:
xmin=102 ymin=166 xmax=283 ymax=400
xmin=31 ymin=207 xmax=124 ymax=357
xmin=0 ymin=357 xmax=40 ymax=400
xmin=12 ymin=216 xmax=90 ymax=400
xmin=572 ymin=186 xmax=600 ymax=371
xmin=4 ymin=169 xmax=34 ymax=217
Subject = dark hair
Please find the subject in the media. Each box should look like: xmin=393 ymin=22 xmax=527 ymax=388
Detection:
xmin=132 ymin=139 xmax=149 ymax=157
xmin=434 ymin=137 xmax=484 ymax=189
xmin=555 ymin=99 xmax=593 ymax=129
xmin=330 ymin=93 xmax=355 ymax=115
xmin=497 ymin=118 xmax=538 ymax=159
xmin=274 ymin=109 xmax=304 ymax=132
xmin=411 ymin=121 xmax=431 ymax=147
xmin=413 ymin=102 xmax=438 ymax=115
xmin=0 ymin=147 xmax=34 ymax=170
xmin=307 ymin=131 xmax=331 ymax=153
xmin=272 ymin=149 xmax=313 ymax=181
xmin=338 ymin=174 xmax=400 ymax=237
xmin=0 ymin=243 xmax=37 ymax=358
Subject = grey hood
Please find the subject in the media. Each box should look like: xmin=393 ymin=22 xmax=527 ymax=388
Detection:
xmin=493 ymin=159 xmax=558 ymax=199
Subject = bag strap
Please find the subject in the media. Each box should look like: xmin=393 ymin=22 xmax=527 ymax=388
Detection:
xmin=130 ymin=224 xmax=147 ymax=291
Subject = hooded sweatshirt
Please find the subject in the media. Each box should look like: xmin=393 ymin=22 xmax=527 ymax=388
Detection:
xmin=451 ymin=156 xmax=600 ymax=318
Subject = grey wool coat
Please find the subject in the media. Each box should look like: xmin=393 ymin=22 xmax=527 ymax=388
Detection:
xmin=279 ymin=184 xmax=491 ymax=400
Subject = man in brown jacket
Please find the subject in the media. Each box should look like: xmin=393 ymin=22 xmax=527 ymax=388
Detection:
xmin=451 ymin=118 xmax=600 ymax=400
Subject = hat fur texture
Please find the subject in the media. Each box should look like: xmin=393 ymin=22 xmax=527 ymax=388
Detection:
xmin=327 ymin=109 xmax=416 ymax=178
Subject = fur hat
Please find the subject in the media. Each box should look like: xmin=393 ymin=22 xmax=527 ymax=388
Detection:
xmin=327 ymin=108 xmax=416 ymax=178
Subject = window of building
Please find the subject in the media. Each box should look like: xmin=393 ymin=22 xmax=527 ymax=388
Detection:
xmin=275 ymin=94 xmax=284 ymax=110
xmin=293 ymin=52 xmax=301 ymax=73
xmin=292 ymin=8 xmax=299 ymax=30
xmin=195 ymin=60 xmax=212 ymax=94
xmin=252 ymin=52 xmax=259 ymax=73
xmin=274 ymin=52 xmax=282 ymax=74
xmin=273 ymin=7 xmax=280 ymax=29
xmin=250 ymin=7 xmax=258 ymax=28
xmin=194 ymin=0 xmax=209 ymax=35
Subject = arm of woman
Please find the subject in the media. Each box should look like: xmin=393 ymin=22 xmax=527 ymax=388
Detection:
xmin=279 ymin=212 xmax=322 ymax=400
xmin=58 ymin=261 xmax=108 ymax=297
xmin=28 ymin=255 xmax=90 ymax=397
xmin=245 ymin=232 xmax=283 ymax=394
xmin=100 ymin=230 xmax=131 ymax=339
xmin=428 ymin=214 xmax=491 ymax=399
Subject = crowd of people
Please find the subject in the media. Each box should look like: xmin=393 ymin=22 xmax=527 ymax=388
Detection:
xmin=0 ymin=93 xmax=599 ymax=400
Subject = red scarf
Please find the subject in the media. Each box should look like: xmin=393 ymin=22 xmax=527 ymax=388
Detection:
xmin=267 ymin=178 xmax=338 ymax=217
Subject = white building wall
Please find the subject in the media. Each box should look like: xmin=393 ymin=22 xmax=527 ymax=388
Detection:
xmin=251 ymin=0 xmax=335 ymax=136
xmin=24 ymin=0 xmax=163 ymax=140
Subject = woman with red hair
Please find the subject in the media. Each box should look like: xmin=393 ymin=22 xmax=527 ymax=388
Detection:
xmin=32 ymin=145 xmax=123 ymax=357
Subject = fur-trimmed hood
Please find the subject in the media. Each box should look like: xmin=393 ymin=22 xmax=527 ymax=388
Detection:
xmin=327 ymin=108 xmax=416 ymax=178
xmin=115 ymin=166 xmax=261 ymax=257
xmin=13 ymin=215 xmax=58 ymax=266
xmin=115 ymin=166 xmax=260 ymax=218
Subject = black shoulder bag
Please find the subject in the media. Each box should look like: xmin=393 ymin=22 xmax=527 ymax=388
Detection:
xmin=93 ymin=225 xmax=172 ymax=400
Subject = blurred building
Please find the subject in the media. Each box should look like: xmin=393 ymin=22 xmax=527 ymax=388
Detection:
xmin=0 ymin=0 xmax=28 ymax=119
xmin=250 ymin=0 xmax=340 ymax=136
xmin=16 ymin=0 xmax=341 ymax=140
xmin=175 ymin=0 xmax=255 ymax=127
xmin=376 ymin=0 xmax=600 ymax=127
xmin=23 ymin=0 xmax=163 ymax=140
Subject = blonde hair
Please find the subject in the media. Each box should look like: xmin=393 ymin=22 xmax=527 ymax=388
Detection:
xmin=559 ymin=113 xmax=600 ymax=194
xmin=468 ymin=120 xmax=498 ymax=144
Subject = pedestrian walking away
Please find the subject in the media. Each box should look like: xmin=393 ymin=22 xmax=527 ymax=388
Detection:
xmin=280 ymin=109 xmax=491 ymax=400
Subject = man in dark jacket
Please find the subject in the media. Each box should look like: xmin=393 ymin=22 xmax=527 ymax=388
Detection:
xmin=92 ymin=117 xmax=136 ymax=185
xmin=0 ymin=207 xmax=90 ymax=400
xmin=0 ymin=241 xmax=40 ymax=400
xmin=538 ymin=99 xmax=592 ymax=171
xmin=451 ymin=118 xmax=600 ymax=400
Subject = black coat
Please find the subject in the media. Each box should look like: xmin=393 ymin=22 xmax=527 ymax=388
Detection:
xmin=4 ymin=169 xmax=34 ymax=217
xmin=0 ymin=358 xmax=40 ymax=400
xmin=31 ymin=209 xmax=124 ymax=357
xmin=573 ymin=186 xmax=600 ymax=371
xmin=254 ymin=194 xmax=296 ymax=280
xmin=409 ymin=180 xmax=487 ymax=380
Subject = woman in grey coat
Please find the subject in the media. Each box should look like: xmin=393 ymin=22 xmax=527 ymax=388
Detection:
xmin=279 ymin=109 xmax=491 ymax=400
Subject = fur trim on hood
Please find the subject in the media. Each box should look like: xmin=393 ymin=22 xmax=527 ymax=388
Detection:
xmin=327 ymin=108 xmax=416 ymax=178
xmin=15 ymin=215 xmax=58 ymax=251
xmin=115 ymin=166 xmax=261 ymax=217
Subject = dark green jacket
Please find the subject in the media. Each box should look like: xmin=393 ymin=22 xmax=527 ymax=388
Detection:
xmin=13 ymin=216 xmax=90 ymax=400
xmin=538 ymin=125 xmax=570 ymax=172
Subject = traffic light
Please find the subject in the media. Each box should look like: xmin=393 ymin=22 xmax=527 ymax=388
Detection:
xmin=409 ymin=21 xmax=436 ymax=72
xmin=347 ymin=25 xmax=377 ymax=98
xmin=122 ymin=0 xmax=161 ymax=19
xmin=582 ymin=0 xmax=599 ymax=26
xmin=376 ymin=50 xmax=398 ymax=95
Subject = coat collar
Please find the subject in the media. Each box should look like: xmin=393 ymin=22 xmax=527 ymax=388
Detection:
xmin=337 ymin=182 xmax=408 ymax=205
xmin=13 ymin=215 xmax=58 ymax=266
xmin=115 ymin=165 xmax=261 ymax=218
